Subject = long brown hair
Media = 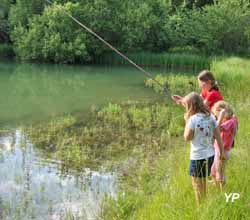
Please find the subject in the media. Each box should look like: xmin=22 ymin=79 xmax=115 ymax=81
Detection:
xmin=198 ymin=70 xmax=219 ymax=91
xmin=183 ymin=92 xmax=210 ymax=120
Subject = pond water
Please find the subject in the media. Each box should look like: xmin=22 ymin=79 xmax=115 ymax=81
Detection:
xmin=0 ymin=130 xmax=116 ymax=220
xmin=0 ymin=61 xmax=162 ymax=127
xmin=0 ymin=61 xmax=164 ymax=219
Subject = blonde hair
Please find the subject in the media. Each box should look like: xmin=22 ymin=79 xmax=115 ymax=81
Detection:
xmin=212 ymin=101 xmax=234 ymax=119
xmin=183 ymin=92 xmax=210 ymax=120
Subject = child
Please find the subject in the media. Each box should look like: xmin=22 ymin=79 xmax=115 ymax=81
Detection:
xmin=198 ymin=70 xmax=223 ymax=110
xmin=172 ymin=70 xmax=223 ymax=110
xmin=211 ymin=101 xmax=238 ymax=186
xmin=183 ymin=92 xmax=225 ymax=206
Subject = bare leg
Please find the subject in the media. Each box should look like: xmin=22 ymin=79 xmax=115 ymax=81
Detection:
xmin=192 ymin=177 xmax=207 ymax=206
xmin=216 ymin=160 xmax=227 ymax=191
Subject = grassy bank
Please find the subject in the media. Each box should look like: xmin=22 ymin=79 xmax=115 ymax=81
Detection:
xmin=94 ymin=52 xmax=210 ymax=72
xmin=102 ymin=57 xmax=250 ymax=220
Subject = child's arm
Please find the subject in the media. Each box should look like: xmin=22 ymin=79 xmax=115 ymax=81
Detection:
xmin=203 ymin=99 xmax=210 ymax=108
xmin=184 ymin=122 xmax=194 ymax=141
xmin=214 ymin=126 xmax=225 ymax=160
xmin=217 ymin=109 xmax=226 ymax=126
xmin=172 ymin=95 xmax=183 ymax=105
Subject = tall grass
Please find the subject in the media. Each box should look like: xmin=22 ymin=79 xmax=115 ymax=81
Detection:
xmin=102 ymin=57 xmax=250 ymax=220
xmin=23 ymin=101 xmax=185 ymax=171
xmin=94 ymin=52 xmax=210 ymax=72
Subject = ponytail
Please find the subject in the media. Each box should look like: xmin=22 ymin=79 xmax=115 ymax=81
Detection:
xmin=198 ymin=70 xmax=219 ymax=91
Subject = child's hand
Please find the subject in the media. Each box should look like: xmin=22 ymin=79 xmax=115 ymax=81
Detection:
xmin=219 ymin=109 xmax=226 ymax=119
xmin=172 ymin=95 xmax=183 ymax=104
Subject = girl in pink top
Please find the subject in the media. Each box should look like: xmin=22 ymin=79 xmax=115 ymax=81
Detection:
xmin=211 ymin=101 xmax=238 ymax=187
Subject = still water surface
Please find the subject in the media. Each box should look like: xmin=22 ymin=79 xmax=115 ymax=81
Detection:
xmin=0 ymin=61 xmax=163 ymax=219
xmin=0 ymin=61 xmax=161 ymax=127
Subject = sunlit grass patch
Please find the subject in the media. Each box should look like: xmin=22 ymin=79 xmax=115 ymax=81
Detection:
xmin=102 ymin=57 xmax=250 ymax=220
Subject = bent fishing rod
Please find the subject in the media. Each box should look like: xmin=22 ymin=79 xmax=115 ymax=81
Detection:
xmin=45 ymin=0 xmax=171 ymax=97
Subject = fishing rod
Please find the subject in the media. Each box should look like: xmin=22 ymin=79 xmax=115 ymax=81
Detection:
xmin=45 ymin=0 xmax=171 ymax=97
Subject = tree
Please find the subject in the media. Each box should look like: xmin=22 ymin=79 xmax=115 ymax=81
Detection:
xmin=11 ymin=2 xmax=89 ymax=63
xmin=185 ymin=0 xmax=214 ymax=8
xmin=179 ymin=0 xmax=250 ymax=53
xmin=8 ymin=0 xmax=250 ymax=61
xmin=10 ymin=0 xmax=173 ymax=62
xmin=170 ymin=0 xmax=214 ymax=9
xmin=202 ymin=0 xmax=250 ymax=53
xmin=9 ymin=0 xmax=45 ymax=28
xmin=0 ymin=0 xmax=15 ymax=42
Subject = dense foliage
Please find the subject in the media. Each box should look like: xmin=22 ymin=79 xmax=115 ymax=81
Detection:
xmin=0 ymin=0 xmax=14 ymax=42
xmin=1 ymin=0 xmax=250 ymax=62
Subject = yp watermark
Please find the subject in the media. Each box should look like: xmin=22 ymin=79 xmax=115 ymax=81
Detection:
xmin=225 ymin=193 xmax=240 ymax=203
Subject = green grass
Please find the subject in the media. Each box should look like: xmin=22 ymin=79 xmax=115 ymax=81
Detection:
xmin=94 ymin=52 xmax=210 ymax=71
xmin=102 ymin=57 xmax=250 ymax=220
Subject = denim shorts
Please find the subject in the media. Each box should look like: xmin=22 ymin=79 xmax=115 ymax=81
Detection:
xmin=189 ymin=156 xmax=214 ymax=178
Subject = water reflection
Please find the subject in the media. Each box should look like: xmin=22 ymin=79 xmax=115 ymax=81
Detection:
xmin=0 ymin=62 xmax=160 ymax=127
xmin=0 ymin=130 xmax=116 ymax=220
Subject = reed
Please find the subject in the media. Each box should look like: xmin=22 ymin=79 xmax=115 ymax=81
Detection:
xmin=94 ymin=52 xmax=210 ymax=71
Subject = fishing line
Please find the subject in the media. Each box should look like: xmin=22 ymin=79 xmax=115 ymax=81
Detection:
xmin=45 ymin=0 xmax=171 ymax=97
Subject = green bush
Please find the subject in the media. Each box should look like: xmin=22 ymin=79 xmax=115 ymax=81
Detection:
xmin=0 ymin=43 xmax=14 ymax=57
xmin=9 ymin=0 xmax=172 ymax=63
xmin=7 ymin=0 xmax=250 ymax=62
xmin=10 ymin=2 xmax=89 ymax=63
xmin=182 ymin=0 xmax=250 ymax=54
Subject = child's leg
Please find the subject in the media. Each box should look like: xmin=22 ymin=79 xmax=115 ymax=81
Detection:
xmin=211 ymin=148 xmax=219 ymax=184
xmin=218 ymin=159 xmax=227 ymax=190
xmin=216 ymin=150 xmax=230 ymax=189
xmin=210 ymin=161 xmax=217 ymax=184
xmin=223 ymin=150 xmax=230 ymax=184
xmin=192 ymin=177 xmax=207 ymax=206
